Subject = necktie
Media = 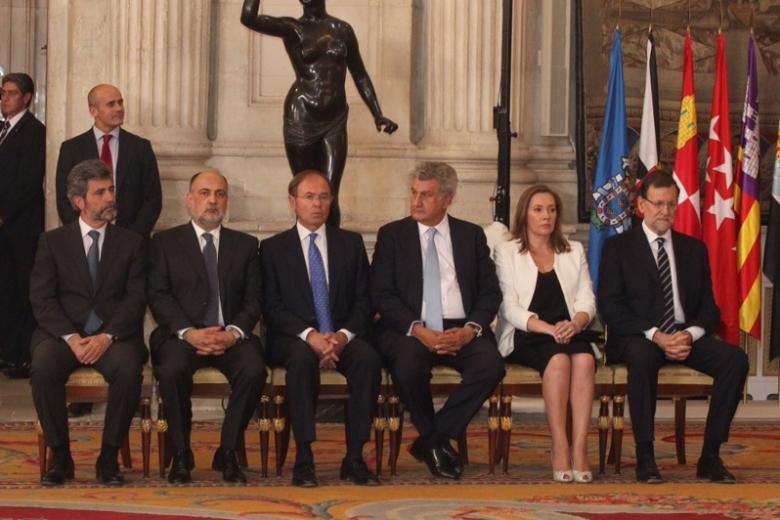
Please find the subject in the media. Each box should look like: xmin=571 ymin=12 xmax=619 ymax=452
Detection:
xmin=83 ymin=230 xmax=103 ymax=334
xmin=422 ymin=228 xmax=444 ymax=331
xmin=0 ymin=120 xmax=10 ymax=145
xmin=202 ymin=232 xmax=220 ymax=326
xmin=308 ymin=233 xmax=333 ymax=333
xmin=656 ymin=237 xmax=677 ymax=333
xmin=100 ymin=134 xmax=113 ymax=172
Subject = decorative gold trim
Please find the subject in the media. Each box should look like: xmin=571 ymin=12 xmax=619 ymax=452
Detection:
xmin=35 ymin=420 xmax=43 ymax=434
xmin=500 ymin=416 xmax=513 ymax=431
xmin=614 ymin=396 xmax=624 ymax=404
xmin=388 ymin=417 xmax=400 ymax=431
xmin=377 ymin=395 xmax=386 ymax=404
xmin=388 ymin=396 xmax=399 ymax=405
xmin=273 ymin=418 xmax=286 ymax=432
xmin=613 ymin=417 xmax=624 ymax=430
xmin=142 ymin=419 xmax=152 ymax=433
xmin=488 ymin=416 xmax=499 ymax=431
xmin=374 ymin=417 xmax=387 ymax=430
xmin=156 ymin=420 xmax=168 ymax=433
xmin=600 ymin=395 xmax=610 ymax=404
xmin=258 ymin=418 xmax=271 ymax=432
xmin=598 ymin=416 xmax=609 ymax=429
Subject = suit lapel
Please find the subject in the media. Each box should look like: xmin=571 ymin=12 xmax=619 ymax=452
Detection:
xmin=449 ymin=217 xmax=471 ymax=310
xmin=217 ymin=228 xmax=231 ymax=312
xmin=79 ymin=129 xmax=100 ymax=159
xmin=401 ymin=218 xmax=424 ymax=313
xmin=0 ymin=111 xmax=28 ymax=148
xmin=180 ymin=224 xmax=209 ymax=287
xmin=115 ymin=128 xmax=131 ymax=193
xmin=633 ymin=226 xmax=660 ymax=284
xmin=287 ymin=227 xmax=315 ymax=314
xmin=66 ymin=222 xmax=94 ymax=294
xmin=671 ymin=232 xmax=688 ymax=309
xmin=325 ymin=226 xmax=341 ymax=306
xmin=94 ymin=225 xmax=117 ymax=293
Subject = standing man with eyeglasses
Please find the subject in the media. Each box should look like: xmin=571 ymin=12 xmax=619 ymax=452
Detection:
xmin=0 ymin=72 xmax=46 ymax=379
xmin=55 ymin=84 xmax=161 ymax=241
xmin=259 ymin=170 xmax=381 ymax=488
xmin=598 ymin=171 xmax=748 ymax=484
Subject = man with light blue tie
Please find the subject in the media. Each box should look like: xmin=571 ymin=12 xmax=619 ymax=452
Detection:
xmin=260 ymin=170 xmax=381 ymax=488
xmin=29 ymin=159 xmax=147 ymax=486
xmin=370 ymin=162 xmax=505 ymax=479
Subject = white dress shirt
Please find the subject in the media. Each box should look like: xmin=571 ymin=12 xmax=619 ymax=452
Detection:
xmin=641 ymin=221 xmax=704 ymax=342
xmin=2 ymin=108 xmax=27 ymax=134
xmin=295 ymin=221 xmax=355 ymax=343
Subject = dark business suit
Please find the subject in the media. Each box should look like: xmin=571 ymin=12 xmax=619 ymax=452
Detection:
xmin=260 ymin=225 xmax=381 ymax=454
xmin=370 ymin=216 xmax=505 ymax=440
xmin=598 ymin=225 xmax=748 ymax=443
xmin=55 ymin=128 xmax=161 ymax=238
xmin=29 ymin=222 xmax=148 ymax=449
xmin=148 ymin=223 xmax=267 ymax=452
xmin=0 ymin=110 xmax=45 ymax=367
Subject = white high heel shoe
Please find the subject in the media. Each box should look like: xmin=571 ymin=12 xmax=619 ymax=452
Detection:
xmin=572 ymin=469 xmax=593 ymax=483
xmin=553 ymin=469 xmax=574 ymax=483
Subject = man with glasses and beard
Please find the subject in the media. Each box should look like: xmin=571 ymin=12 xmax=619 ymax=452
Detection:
xmin=29 ymin=159 xmax=147 ymax=486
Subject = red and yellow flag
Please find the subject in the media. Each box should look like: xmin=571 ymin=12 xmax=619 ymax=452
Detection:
xmin=672 ymin=31 xmax=702 ymax=238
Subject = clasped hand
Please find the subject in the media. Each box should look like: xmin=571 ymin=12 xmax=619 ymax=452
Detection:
xmin=652 ymin=330 xmax=693 ymax=361
xmin=184 ymin=326 xmax=238 ymax=356
xmin=548 ymin=320 xmax=579 ymax=344
xmin=67 ymin=333 xmax=113 ymax=365
xmin=307 ymin=330 xmax=348 ymax=369
xmin=413 ymin=323 xmax=475 ymax=356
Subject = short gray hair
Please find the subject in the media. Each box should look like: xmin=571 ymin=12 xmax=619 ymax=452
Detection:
xmin=67 ymin=159 xmax=112 ymax=209
xmin=409 ymin=161 xmax=458 ymax=196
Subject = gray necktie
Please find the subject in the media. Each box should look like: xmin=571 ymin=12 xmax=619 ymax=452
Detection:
xmin=83 ymin=230 xmax=103 ymax=334
xmin=422 ymin=228 xmax=444 ymax=331
xmin=0 ymin=120 xmax=10 ymax=145
xmin=202 ymin=232 xmax=220 ymax=326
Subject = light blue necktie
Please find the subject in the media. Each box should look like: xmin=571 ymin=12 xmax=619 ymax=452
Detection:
xmin=84 ymin=230 xmax=103 ymax=334
xmin=308 ymin=233 xmax=333 ymax=333
xmin=423 ymin=228 xmax=443 ymax=331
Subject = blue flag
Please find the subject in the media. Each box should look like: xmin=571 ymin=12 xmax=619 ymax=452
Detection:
xmin=588 ymin=30 xmax=631 ymax=290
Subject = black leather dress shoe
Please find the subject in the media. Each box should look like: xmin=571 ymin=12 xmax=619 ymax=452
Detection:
xmin=409 ymin=438 xmax=459 ymax=480
xmin=41 ymin=456 xmax=75 ymax=487
xmin=340 ymin=459 xmax=379 ymax=486
xmin=697 ymin=456 xmax=736 ymax=483
xmin=168 ymin=449 xmax=192 ymax=484
xmin=211 ymin=447 xmax=246 ymax=484
xmin=635 ymin=454 xmax=663 ymax=484
xmin=292 ymin=462 xmax=318 ymax=488
xmin=67 ymin=402 xmax=93 ymax=418
xmin=95 ymin=454 xmax=124 ymax=486
xmin=3 ymin=362 xmax=30 ymax=379
xmin=438 ymin=440 xmax=464 ymax=477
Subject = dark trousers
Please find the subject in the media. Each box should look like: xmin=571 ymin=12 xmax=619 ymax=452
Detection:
xmin=267 ymin=336 xmax=382 ymax=454
xmin=376 ymin=327 xmax=505 ymax=440
xmin=607 ymin=335 xmax=749 ymax=444
xmin=0 ymin=232 xmax=37 ymax=365
xmin=30 ymin=335 xmax=147 ymax=449
xmin=153 ymin=335 xmax=267 ymax=452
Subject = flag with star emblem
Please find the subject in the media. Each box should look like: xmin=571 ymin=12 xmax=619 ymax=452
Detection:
xmin=672 ymin=31 xmax=702 ymax=238
xmin=588 ymin=30 xmax=631 ymax=290
xmin=762 ymin=119 xmax=780 ymax=358
xmin=702 ymin=33 xmax=739 ymax=346
xmin=735 ymin=33 xmax=761 ymax=339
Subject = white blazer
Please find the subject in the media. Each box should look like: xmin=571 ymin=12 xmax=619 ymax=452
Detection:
xmin=494 ymin=239 xmax=596 ymax=357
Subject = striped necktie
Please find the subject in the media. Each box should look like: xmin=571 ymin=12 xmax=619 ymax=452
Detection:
xmin=0 ymin=120 xmax=10 ymax=145
xmin=655 ymin=237 xmax=677 ymax=333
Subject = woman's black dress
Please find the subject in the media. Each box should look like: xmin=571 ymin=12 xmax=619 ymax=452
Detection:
xmin=505 ymin=270 xmax=594 ymax=375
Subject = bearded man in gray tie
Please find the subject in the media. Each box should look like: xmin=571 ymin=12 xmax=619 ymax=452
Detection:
xmin=148 ymin=169 xmax=266 ymax=484
xmin=259 ymin=170 xmax=381 ymax=487
xmin=370 ymin=162 xmax=505 ymax=479
xmin=598 ymin=171 xmax=749 ymax=484
xmin=29 ymin=159 xmax=147 ymax=486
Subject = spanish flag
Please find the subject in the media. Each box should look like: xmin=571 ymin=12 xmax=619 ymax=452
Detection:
xmin=735 ymin=33 xmax=761 ymax=339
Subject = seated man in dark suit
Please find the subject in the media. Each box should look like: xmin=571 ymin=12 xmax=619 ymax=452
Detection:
xmin=148 ymin=169 xmax=267 ymax=484
xmin=598 ymin=171 xmax=749 ymax=484
xmin=29 ymin=159 xmax=147 ymax=486
xmin=260 ymin=170 xmax=381 ymax=487
xmin=370 ymin=161 xmax=505 ymax=480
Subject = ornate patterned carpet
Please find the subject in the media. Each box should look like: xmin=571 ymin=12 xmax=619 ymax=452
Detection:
xmin=0 ymin=420 xmax=779 ymax=518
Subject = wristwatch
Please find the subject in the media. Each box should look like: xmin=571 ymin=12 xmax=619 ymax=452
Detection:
xmin=465 ymin=323 xmax=482 ymax=338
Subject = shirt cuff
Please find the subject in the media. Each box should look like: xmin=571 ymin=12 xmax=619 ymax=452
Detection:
xmin=299 ymin=327 xmax=315 ymax=342
xmin=644 ymin=327 xmax=659 ymax=342
xmin=407 ymin=320 xmax=423 ymax=336
xmin=177 ymin=327 xmax=193 ymax=340
xmin=62 ymin=333 xmax=76 ymax=342
xmin=226 ymin=324 xmax=246 ymax=340
xmin=465 ymin=321 xmax=483 ymax=337
xmin=338 ymin=328 xmax=355 ymax=343
xmin=685 ymin=326 xmax=705 ymax=343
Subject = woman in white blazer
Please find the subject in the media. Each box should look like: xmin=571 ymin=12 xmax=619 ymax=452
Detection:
xmin=494 ymin=185 xmax=597 ymax=483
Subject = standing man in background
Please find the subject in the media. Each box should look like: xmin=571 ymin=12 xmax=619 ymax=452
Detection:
xmin=0 ymin=72 xmax=46 ymax=379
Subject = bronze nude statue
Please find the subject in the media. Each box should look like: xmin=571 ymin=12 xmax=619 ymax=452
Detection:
xmin=241 ymin=0 xmax=398 ymax=227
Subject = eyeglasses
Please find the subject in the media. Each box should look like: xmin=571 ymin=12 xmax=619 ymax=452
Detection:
xmin=644 ymin=199 xmax=678 ymax=210
xmin=297 ymin=193 xmax=333 ymax=203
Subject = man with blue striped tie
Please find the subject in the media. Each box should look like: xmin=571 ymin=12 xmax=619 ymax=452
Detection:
xmin=29 ymin=159 xmax=147 ymax=487
xmin=260 ymin=170 xmax=382 ymax=487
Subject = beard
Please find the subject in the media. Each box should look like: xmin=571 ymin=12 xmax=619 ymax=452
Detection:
xmin=197 ymin=208 xmax=224 ymax=228
xmin=90 ymin=204 xmax=117 ymax=223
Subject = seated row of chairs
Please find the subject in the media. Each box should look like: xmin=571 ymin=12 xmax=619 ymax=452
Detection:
xmin=37 ymin=356 xmax=714 ymax=482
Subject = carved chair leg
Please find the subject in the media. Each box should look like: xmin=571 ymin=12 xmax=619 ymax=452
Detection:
xmin=674 ymin=397 xmax=687 ymax=465
xmin=612 ymin=395 xmax=625 ymax=474
xmin=598 ymin=395 xmax=610 ymax=475
xmin=387 ymin=395 xmax=400 ymax=476
xmin=488 ymin=394 xmax=499 ymax=474
xmin=120 ymin=436 xmax=132 ymax=469
xmin=141 ymin=397 xmax=151 ymax=478
xmin=500 ymin=395 xmax=513 ymax=473
xmin=273 ymin=395 xmax=286 ymax=476
xmin=374 ymin=394 xmax=386 ymax=476
xmin=36 ymin=420 xmax=47 ymax=478
xmin=157 ymin=397 xmax=168 ymax=478
xmin=258 ymin=395 xmax=270 ymax=478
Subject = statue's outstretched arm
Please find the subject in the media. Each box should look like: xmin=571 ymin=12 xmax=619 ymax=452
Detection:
xmin=345 ymin=24 xmax=398 ymax=134
xmin=241 ymin=0 xmax=297 ymax=38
